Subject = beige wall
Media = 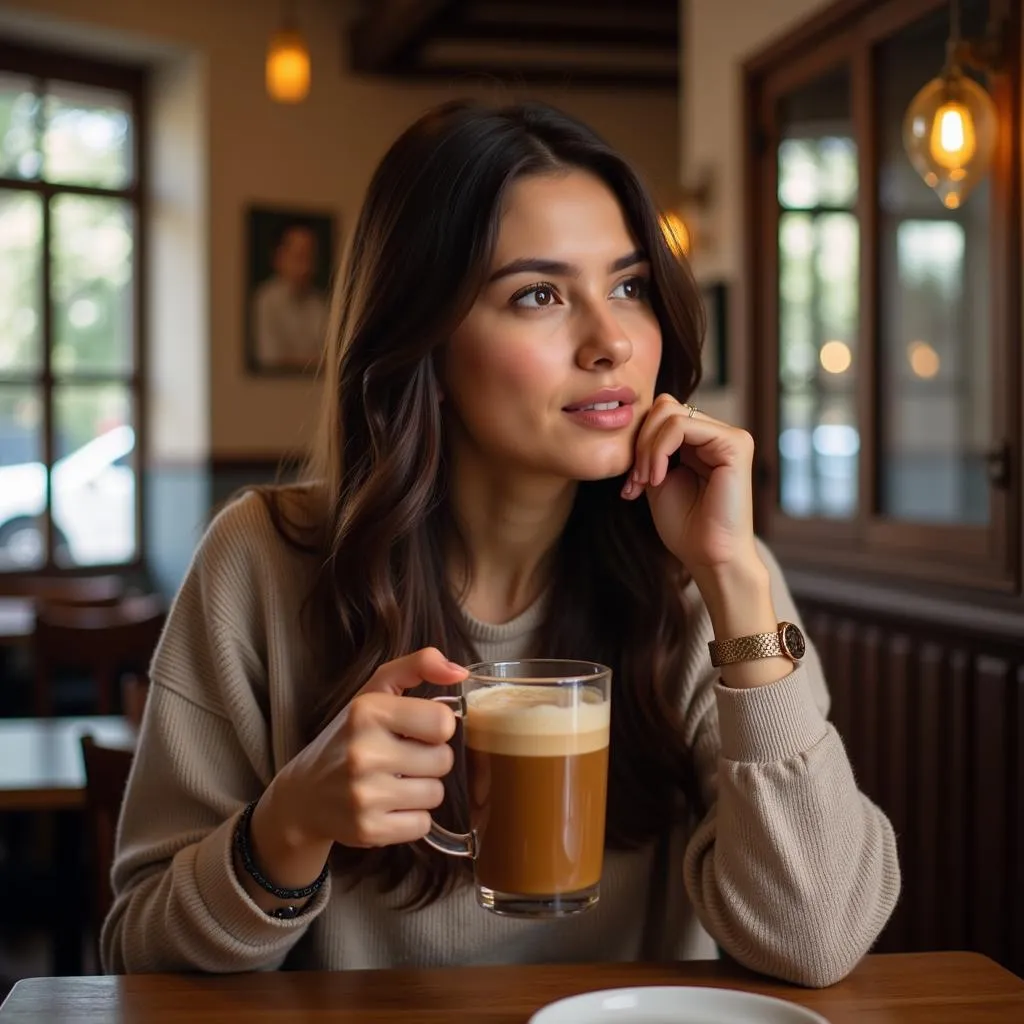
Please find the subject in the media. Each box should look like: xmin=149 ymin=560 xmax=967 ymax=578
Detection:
xmin=0 ymin=0 xmax=680 ymax=457
xmin=682 ymin=0 xmax=834 ymax=424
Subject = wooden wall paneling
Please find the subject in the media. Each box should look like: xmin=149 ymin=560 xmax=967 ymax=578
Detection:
xmin=881 ymin=633 xmax=912 ymax=952
xmin=855 ymin=626 xmax=883 ymax=804
xmin=911 ymin=642 xmax=943 ymax=952
xmin=793 ymin=595 xmax=1022 ymax=975
xmin=941 ymin=650 xmax=971 ymax=954
xmin=970 ymin=657 xmax=1012 ymax=965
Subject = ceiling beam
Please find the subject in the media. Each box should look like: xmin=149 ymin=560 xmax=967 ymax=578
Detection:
xmin=437 ymin=22 xmax=676 ymax=49
xmin=350 ymin=0 xmax=465 ymax=71
xmin=385 ymin=63 xmax=679 ymax=90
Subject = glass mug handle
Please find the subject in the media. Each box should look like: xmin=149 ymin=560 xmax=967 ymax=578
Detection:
xmin=422 ymin=694 xmax=477 ymax=859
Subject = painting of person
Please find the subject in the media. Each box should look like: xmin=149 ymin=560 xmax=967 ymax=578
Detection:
xmin=246 ymin=209 xmax=334 ymax=374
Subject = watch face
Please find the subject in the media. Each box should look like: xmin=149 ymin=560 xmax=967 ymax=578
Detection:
xmin=781 ymin=622 xmax=806 ymax=661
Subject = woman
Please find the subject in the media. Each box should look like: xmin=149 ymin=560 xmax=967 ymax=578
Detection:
xmin=103 ymin=101 xmax=899 ymax=986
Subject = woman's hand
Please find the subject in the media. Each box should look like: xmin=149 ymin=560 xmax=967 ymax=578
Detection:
xmin=621 ymin=395 xmax=794 ymax=690
xmin=242 ymin=647 xmax=466 ymax=905
xmin=620 ymin=394 xmax=759 ymax=574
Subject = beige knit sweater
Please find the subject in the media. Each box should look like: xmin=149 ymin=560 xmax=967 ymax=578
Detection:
xmin=101 ymin=492 xmax=899 ymax=987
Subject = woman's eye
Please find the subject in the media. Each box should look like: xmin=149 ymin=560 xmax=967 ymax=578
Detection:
xmin=512 ymin=284 xmax=558 ymax=309
xmin=611 ymin=276 xmax=650 ymax=301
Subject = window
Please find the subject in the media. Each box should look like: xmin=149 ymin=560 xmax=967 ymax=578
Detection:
xmin=746 ymin=0 xmax=1020 ymax=589
xmin=0 ymin=42 xmax=145 ymax=572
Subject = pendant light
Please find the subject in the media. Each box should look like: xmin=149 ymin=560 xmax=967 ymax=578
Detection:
xmin=902 ymin=0 xmax=1003 ymax=209
xmin=267 ymin=0 xmax=311 ymax=104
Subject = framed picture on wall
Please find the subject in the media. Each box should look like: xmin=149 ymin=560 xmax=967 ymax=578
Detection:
xmin=245 ymin=205 xmax=336 ymax=376
xmin=700 ymin=281 xmax=729 ymax=389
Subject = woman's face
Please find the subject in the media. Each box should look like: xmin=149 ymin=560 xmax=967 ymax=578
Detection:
xmin=443 ymin=169 xmax=662 ymax=485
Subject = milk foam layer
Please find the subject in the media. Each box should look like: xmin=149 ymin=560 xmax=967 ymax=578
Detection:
xmin=465 ymin=684 xmax=610 ymax=757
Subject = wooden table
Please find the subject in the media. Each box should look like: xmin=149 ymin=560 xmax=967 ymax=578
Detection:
xmin=0 ymin=597 xmax=33 ymax=647
xmin=0 ymin=952 xmax=1021 ymax=1022
xmin=0 ymin=716 xmax=135 ymax=812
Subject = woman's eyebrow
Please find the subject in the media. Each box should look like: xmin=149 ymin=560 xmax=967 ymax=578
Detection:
xmin=487 ymin=249 xmax=647 ymax=283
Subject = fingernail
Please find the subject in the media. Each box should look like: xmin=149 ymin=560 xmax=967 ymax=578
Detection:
xmin=445 ymin=659 xmax=465 ymax=672
xmin=631 ymin=470 xmax=640 ymax=483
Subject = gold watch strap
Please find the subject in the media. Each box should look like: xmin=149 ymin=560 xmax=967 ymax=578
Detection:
xmin=708 ymin=628 xmax=783 ymax=668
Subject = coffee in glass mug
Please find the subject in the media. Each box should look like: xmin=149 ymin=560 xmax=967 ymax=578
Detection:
xmin=425 ymin=660 xmax=611 ymax=918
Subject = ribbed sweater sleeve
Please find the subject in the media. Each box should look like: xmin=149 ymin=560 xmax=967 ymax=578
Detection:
xmin=100 ymin=496 xmax=331 ymax=974
xmin=680 ymin=542 xmax=901 ymax=987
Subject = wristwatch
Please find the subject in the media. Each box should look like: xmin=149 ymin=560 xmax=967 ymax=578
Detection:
xmin=708 ymin=621 xmax=807 ymax=668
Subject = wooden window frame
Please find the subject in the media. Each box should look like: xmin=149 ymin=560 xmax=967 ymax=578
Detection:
xmin=0 ymin=40 xmax=147 ymax=576
xmin=743 ymin=0 xmax=1022 ymax=592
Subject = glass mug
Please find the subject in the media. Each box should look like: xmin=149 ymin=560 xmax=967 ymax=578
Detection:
xmin=425 ymin=659 xmax=612 ymax=918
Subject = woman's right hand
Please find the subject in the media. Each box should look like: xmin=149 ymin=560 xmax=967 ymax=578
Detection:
xmin=241 ymin=648 xmax=467 ymax=904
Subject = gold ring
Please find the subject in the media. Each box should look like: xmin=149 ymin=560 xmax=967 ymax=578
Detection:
xmin=686 ymin=404 xmax=699 ymax=419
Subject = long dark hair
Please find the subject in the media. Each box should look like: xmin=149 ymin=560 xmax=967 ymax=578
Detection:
xmin=262 ymin=100 xmax=706 ymax=907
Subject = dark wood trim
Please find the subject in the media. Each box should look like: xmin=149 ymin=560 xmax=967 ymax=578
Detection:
xmin=852 ymin=32 xmax=877 ymax=526
xmin=859 ymin=0 xmax=948 ymax=43
xmin=752 ymin=84 xmax=777 ymax=528
xmin=349 ymin=0 xmax=464 ymax=71
xmin=0 ymin=39 xmax=146 ymax=88
xmin=134 ymin=52 xmax=149 ymax=575
xmin=759 ymin=31 xmax=854 ymax=100
xmin=787 ymin=565 xmax=1024 ymax=645
xmin=741 ymin=0 xmax=933 ymax=77
xmin=40 ymin=112 xmax=55 ymax=569
xmin=0 ymin=176 xmax=141 ymax=200
xmin=989 ymin=0 xmax=1024 ymax=590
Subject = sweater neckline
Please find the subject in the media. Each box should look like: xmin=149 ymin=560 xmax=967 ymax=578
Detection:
xmin=459 ymin=589 xmax=548 ymax=650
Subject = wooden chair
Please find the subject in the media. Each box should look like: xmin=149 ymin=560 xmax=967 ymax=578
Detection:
xmin=32 ymin=593 xmax=166 ymax=716
xmin=79 ymin=734 xmax=134 ymax=955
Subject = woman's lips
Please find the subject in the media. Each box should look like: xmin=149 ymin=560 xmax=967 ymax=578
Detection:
xmin=563 ymin=401 xmax=635 ymax=430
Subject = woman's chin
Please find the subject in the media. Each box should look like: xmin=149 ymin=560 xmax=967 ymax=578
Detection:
xmin=569 ymin=451 xmax=634 ymax=483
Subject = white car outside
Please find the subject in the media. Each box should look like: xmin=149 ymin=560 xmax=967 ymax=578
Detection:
xmin=0 ymin=425 xmax=136 ymax=568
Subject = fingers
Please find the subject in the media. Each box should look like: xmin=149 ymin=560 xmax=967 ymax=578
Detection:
xmin=623 ymin=395 xmax=754 ymax=497
xmin=348 ymin=809 xmax=435 ymax=848
xmin=629 ymin=393 xmax=678 ymax=488
xmin=389 ymin=734 xmax=455 ymax=777
xmin=348 ymin=691 xmax=458 ymax=745
xmin=361 ymin=646 xmax=468 ymax=697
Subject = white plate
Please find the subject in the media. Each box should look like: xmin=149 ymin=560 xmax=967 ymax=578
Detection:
xmin=528 ymin=985 xmax=830 ymax=1024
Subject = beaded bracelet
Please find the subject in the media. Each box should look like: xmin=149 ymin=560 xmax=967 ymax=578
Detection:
xmin=234 ymin=800 xmax=329 ymax=904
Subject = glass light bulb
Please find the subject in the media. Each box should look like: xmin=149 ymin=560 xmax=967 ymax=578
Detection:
xmin=929 ymin=102 xmax=976 ymax=169
xmin=267 ymin=29 xmax=310 ymax=103
xmin=903 ymin=70 xmax=996 ymax=208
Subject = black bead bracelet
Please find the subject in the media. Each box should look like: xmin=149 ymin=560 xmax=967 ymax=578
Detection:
xmin=234 ymin=800 xmax=329 ymax=903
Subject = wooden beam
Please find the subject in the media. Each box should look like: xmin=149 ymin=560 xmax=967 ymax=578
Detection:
xmin=350 ymin=0 xmax=464 ymax=71
xmin=376 ymin=63 xmax=678 ymax=90
xmin=437 ymin=22 xmax=677 ymax=49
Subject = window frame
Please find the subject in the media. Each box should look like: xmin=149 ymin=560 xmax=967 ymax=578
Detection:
xmin=743 ymin=0 xmax=1022 ymax=591
xmin=0 ymin=40 xmax=147 ymax=577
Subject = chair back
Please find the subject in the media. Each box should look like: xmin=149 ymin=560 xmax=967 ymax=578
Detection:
xmin=33 ymin=593 xmax=166 ymax=716
xmin=79 ymin=734 xmax=134 ymax=947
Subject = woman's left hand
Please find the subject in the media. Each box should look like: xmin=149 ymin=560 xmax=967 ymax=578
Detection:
xmin=620 ymin=394 xmax=760 ymax=574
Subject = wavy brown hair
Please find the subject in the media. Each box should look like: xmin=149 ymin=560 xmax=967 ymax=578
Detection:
xmin=261 ymin=100 xmax=706 ymax=907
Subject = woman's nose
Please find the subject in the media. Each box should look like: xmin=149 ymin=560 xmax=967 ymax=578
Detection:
xmin=574 ymin=306 xmax=633 ymax=370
